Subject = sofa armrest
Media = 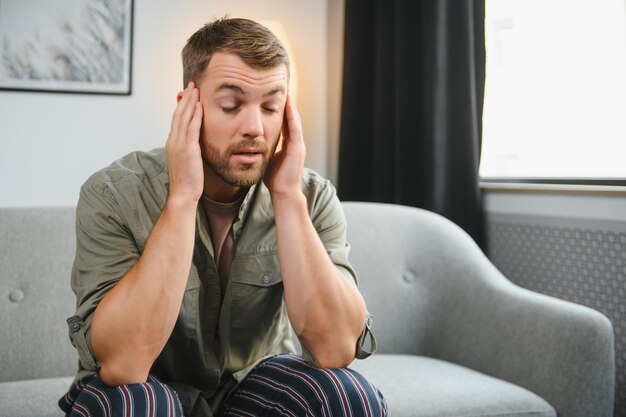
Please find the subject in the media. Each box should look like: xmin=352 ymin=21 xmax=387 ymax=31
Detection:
xmin=434 ymin=261 xmax=615 ymax=417
xmin=340 ymin=202 xmax=615 ymax=417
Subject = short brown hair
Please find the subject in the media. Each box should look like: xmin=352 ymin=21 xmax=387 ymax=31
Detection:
xmin=182 ymin=17 xmax=290 ymax=87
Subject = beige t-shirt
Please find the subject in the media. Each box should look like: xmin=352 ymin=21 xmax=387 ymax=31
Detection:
xmin=201 ymin=193 xmax=245 ymax=298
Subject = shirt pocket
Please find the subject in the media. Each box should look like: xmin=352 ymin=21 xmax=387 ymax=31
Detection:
xmin=173 ymin=267 xmax=202 ymax=340
xmin=230 ymin=252 xmax=284 ymax=329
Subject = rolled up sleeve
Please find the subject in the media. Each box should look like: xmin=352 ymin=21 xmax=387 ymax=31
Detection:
xmin=68 ymin=181 xmax=140 ymax=372
xmin=306 ymin=177 xmax=357 ymax=284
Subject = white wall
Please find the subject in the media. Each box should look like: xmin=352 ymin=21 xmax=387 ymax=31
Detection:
xmin=0 ymin=0 xmax=329 ymax=207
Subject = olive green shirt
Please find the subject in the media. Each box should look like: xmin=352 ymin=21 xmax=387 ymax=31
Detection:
xmin=66 ymin=148 xmax=373 ymax=414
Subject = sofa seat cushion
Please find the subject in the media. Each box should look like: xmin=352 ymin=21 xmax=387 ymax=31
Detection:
xmin=0 ymin=376 xmax=74 ymax=417
xmin=0 ymin=358 xmax=556 ymax=417
xmin=349 ymin=354 xmax=556 ymax=417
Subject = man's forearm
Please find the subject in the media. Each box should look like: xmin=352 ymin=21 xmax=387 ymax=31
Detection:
xmin=91 ymin=197 xmax=197 ymax=386
xmin=92 ymin=82 xmax=204 ymax=386
xmin=273 ymin=193 xmax=367 ymax=368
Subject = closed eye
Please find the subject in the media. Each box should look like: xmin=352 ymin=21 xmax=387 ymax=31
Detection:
xmin=222 ymin=106 xmax=239 ymax=114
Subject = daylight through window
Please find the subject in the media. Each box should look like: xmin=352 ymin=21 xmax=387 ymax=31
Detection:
xmin=480 ymin=0 xmax=626 ymax=179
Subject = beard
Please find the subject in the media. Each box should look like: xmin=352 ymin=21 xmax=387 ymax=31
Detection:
xmin=202 ymin=138 xmax=274 ymax=188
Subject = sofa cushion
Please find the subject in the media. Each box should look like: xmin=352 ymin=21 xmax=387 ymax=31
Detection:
xmin=0 ymin=207 xmax=77 ymax=382
xmin=349 ymin=354 xmax=556 ymax=417
xmin=0 ymin=376 xmax=74 ymax=417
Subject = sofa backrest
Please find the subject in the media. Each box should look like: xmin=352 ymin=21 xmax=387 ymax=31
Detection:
xmin=0 ymin=207 xmax=77 ymax=382
xmin=342 ymin=201 xmax=483 ymax=356
xmin=0 ymin=202 xmax=481 ymax=381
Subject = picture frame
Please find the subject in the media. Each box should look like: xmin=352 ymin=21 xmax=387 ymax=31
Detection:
xmin=0 ymin=0 xmax=133 ymax=95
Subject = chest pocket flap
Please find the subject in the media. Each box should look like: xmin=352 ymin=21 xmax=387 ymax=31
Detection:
xmin=230 ymin=252 xmax=284 ymax=328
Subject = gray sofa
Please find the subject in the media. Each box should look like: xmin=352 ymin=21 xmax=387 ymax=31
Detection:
xmin=0 ymin=203 xmax=615 ymax=417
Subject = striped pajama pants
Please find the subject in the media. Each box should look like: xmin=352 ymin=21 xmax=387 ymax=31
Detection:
xmin=59 ymin=355 xmax=388 ymax=417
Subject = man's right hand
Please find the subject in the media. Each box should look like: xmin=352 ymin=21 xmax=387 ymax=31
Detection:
xmin=166 ymin=81 xmax=204 ymax=204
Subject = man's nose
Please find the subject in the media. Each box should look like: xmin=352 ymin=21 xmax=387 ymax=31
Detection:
xmin=241 ymin=108 xmax=264 ymax=139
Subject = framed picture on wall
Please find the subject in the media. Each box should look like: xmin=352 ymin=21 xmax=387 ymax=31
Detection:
xmin=0 ymin=0 xmax=133 ymax=95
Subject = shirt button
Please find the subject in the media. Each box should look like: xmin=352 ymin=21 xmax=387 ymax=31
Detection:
xmin=70 ymin=322 xmax=81 ymax=333
xmin=262 ymin=274 xmax=271 ymax=284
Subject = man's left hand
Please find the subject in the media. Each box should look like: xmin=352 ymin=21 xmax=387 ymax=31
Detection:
xmin=263 ymin=94 xmax=306 ymax=201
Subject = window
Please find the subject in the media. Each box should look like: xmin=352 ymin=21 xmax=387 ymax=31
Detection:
xmin=480 ymin=0 xmax=626 ymax=180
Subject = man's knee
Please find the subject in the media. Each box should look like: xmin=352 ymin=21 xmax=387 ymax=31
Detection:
xmin=59 ymin=374 xmax=184 ymax=417
xmin=330 ymin=364 xmax=387 ymax=417
xmin=307 ymin=359 xmax=387 ymax=416
xmin=247 ymin=354 xmax=387 ymax=417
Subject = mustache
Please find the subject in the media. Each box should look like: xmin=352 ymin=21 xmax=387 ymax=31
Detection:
xmin=227 ymin=139 xmax=269 ymax=154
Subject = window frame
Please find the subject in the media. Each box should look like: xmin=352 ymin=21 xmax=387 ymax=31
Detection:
xmin=479 ymin=177 xmax=626 ymax=195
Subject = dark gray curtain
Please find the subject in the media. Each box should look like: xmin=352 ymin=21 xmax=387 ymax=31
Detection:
xmin=338 ymin=0 xmax=486 ymax=248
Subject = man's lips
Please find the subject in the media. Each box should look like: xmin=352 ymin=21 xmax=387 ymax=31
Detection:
xmin=231 ymin=148 xmax=263 ymax=164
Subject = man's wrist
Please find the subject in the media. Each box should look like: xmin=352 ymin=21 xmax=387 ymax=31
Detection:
xmin=270 ymin=188 xmax=306 ymax=209
xmin=164 ymin=194 xmax=199 ymax=217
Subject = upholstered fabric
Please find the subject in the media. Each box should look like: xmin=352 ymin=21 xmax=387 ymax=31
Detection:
xmin=350 ymin=354 xmax=555 ymax=417
xmin=0 ymin=377 xmax=73 ymax=417
xmin=0 ymin=204 xmax=615 ymax=417
xmin=0 ymin=207 xmax=77 ymax=383
xmin=342 ymin=202 xmax=615 ymax=417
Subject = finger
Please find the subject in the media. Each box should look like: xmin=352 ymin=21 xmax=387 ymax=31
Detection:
xmin=175 ymin=82 xmax=195 ymax=115
xmin=282 ymin=95 xmax=304 ymax=156
xmin=284 ymin=94 xmax=303 ymax=141
xmin=288 ymin=94 xmax=300 ymax=123
xmin=176 ymin=85 xmax=200 ymax=139
xmin=180 ymin=87 xmax=199 ymax=127
xmin=187 ymin=102 xmax=203 ymax=142
xmin=281 ymin=94 xmax=294 ymax=142
xmin=169 ymin=90 xmax=185 ymax=135
xmin=281 ymin=106 xmax=290 ymax=143
xmin=170 ymin=82 xmax=195 ymax=138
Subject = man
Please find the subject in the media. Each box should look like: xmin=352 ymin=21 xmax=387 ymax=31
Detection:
xmin=60 ymin=17 xmax=386 ymax=417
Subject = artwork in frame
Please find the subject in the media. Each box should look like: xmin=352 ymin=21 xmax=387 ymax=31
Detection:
xmin=0 ymin=0 xmax=133 ymax=95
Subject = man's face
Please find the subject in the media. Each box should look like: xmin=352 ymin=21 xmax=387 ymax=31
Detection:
xmin=197 ymin=52 xmax=288 ymax=189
